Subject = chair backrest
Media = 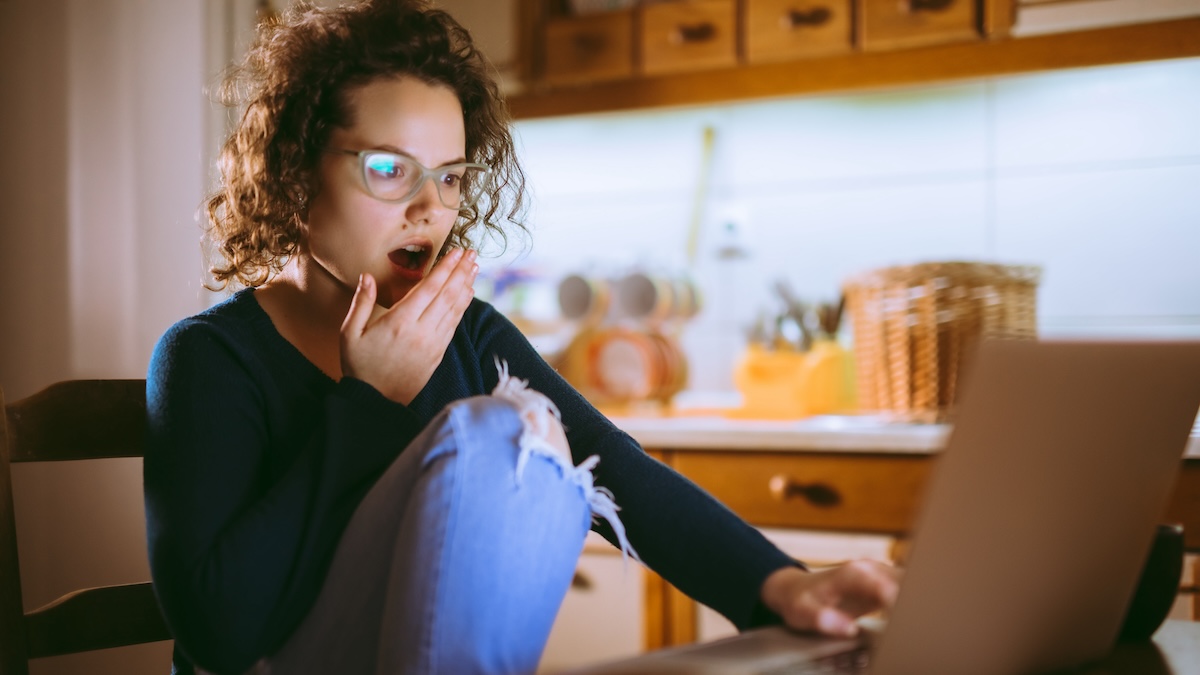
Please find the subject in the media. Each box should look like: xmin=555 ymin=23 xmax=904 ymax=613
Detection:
xmin=0 ymin=379 xmax=171 ymax=675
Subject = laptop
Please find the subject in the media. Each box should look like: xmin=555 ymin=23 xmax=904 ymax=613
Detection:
xmin=570 ymin=340 xmax=1200 ymax=675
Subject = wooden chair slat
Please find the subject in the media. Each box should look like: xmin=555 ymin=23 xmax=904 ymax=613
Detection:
xmin=2 ymin=379 xmax=170 ymax=673
xmin=24 ymin=583 xmax=171 ymax=659
xmin=5 ymin=380 xmax=146 ymax=463
xmin=1 ymin=384 xmax=30 ymax=675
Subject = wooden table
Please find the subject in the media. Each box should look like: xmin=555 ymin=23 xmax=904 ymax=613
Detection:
xmin=614 ymin=416 xmax=1200 ymax=650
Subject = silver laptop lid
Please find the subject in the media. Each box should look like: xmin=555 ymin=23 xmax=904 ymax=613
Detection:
xmin=870 ymin=340 xmax=1200 ymax=675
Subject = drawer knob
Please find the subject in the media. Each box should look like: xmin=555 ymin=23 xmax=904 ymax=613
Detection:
xmin=571 ymin=570 xmax=593 ymax=591
xmin=907 ymin=0 xmax=954 ymax=12
xmin=670 ymin=22 xmax=716 ymax=45
xmin=768 ymin=475 xmax=842 ymax=507
xmin=784 ymin=7 xmax=832 ymax=29
xmin=571 ymin=32 xmax=607 ymax=56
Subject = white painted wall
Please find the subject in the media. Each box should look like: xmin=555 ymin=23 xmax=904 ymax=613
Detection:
xmin=507 ymin=57 xmax=1200 ymax=392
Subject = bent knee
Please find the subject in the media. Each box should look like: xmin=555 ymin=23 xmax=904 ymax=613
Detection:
xmin=441 ymin=392 xmax=572 ymax=470
xmin=438 ymin=396 xmax=525 ymax=456
xmin=446 ymin=395 xmax=522 ymax=430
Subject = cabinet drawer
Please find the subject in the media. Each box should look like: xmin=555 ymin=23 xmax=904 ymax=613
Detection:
xmin=540 ymin=549 xmax=645 ymax=672
xmin=744 ymin=0 xmax=853 ymax=63
xmin=672 ymin=451 xmax=931 ymax=533
xmin=858 ymin=0 xmax=980 ymax=52
xmin=640 ymin=0 xmax=738 ymax=76
xmin=542 ymin=10 xmax=635 ymax=86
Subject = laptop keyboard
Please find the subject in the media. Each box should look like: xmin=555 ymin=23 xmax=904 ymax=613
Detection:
xmin=757 ymin=646 xmax=871 ymax=675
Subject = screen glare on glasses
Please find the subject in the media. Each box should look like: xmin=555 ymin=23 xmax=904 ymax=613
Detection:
xmin=338 ymin=149 xmax=489 ymax=209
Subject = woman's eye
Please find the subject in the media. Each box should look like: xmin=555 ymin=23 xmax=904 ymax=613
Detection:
xmin=367 ymin=158 xmax=406 ymax=180
xmin=441 ymin=173 xmax=463 ymax=188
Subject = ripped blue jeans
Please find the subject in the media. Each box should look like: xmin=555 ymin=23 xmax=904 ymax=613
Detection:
xmin=256 ymin=373 xmax=634 ymax=675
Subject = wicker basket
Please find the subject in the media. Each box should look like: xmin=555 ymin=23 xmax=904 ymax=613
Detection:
xmin=843 ymin=261 xmax=1041 ymax=423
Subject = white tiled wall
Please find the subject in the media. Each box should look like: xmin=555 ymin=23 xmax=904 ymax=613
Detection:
xmin=500 ymin=57 xmax=1200 ymax=392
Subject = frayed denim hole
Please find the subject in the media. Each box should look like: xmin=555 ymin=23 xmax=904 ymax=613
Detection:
xmin=490 ymin=357 xmax=641 ymax=566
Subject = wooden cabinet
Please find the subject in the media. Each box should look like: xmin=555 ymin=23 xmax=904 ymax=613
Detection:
xmin=541 ymin=9 xmax=635 ymax=85
xmin=641 ymin=0 xmax=738 ymax=75
xmin=527 ymin=0 xmax=1006 ymax=89
xmin=431 ymin=1 xmax=1200 ymax=113
xmin=508 ymin=1 xmax=1200 ymax=119
xmin=743 ymin=0 xmax=854 ymax=62
xmin=858 ymin=0 xmax=980 ymax=51
xmin=673 ymin=451 xmax=928 ymax=532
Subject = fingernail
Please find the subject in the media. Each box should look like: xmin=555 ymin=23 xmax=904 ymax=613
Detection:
xmin=471 ymin=263 xmax=479 ymax=277
xmin=819 ymin=609 xmax=855 ymax=637
xmin=467 ymin=249 xmax=477 ymax=261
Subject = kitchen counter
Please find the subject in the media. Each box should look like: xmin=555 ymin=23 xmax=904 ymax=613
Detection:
xmin=607 ymin=413 xmax=1200 ymax=457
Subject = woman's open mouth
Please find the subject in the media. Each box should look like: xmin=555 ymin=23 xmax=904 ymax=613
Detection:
xmin=387 ymin=244 xmax=432 ymax=280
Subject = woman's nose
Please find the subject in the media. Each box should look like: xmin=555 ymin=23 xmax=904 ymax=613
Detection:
xmin=405 ymin=176 xmax=443 ymax=222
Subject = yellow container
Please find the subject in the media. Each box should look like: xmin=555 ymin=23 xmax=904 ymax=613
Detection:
xmin=733 ymin=341 xmax=856 ymax=418
xmin=795 ymin=339 xmax=857 ymax=416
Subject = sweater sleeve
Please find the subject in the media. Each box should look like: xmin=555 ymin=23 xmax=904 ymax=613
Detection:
xmin=144 ymin=318 xmax=424 ymax=675
xmin=470 ymin=305 xmax=800 ymax=631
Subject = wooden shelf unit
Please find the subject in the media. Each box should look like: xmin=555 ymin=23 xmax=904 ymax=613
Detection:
xmin=508 ymin=15 xmax=1200 ymax=119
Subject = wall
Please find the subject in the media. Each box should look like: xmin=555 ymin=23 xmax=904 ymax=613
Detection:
xmin=506 ymin=57 xmax=1200 ymax=392
xmin=1 ymin=0 xmax=210 ymax=673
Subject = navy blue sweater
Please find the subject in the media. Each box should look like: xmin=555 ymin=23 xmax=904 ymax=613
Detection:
xmin=145 ymin=288 xmax=795 ymax=674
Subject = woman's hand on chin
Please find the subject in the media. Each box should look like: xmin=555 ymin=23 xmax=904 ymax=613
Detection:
xmin=339 ymin=248 xmax=478 ymax=404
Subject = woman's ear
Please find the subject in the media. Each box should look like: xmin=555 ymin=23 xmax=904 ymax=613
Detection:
xmin=295 ymin=182 xmax=316 ymax=227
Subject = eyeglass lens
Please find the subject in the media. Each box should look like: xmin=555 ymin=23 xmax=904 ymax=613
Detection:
xmin=362 ymin=152 xmax=479 ymax=207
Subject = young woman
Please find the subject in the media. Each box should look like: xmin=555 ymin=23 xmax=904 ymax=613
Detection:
xmin=144 ymin=2 xmax=899 ymax=674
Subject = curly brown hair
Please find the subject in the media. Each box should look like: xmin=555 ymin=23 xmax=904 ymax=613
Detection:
xmin=206 ymin=0 xmax=527 ymax=289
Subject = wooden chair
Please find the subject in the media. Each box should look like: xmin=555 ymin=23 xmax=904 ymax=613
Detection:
xmin=0 ymin=379 xmax=171 ymax=675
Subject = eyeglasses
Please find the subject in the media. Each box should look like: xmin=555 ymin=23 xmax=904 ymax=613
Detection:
xmin=333 ymin=149 xmax=490 ymax=209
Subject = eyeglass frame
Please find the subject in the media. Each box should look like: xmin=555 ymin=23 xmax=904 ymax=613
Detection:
xmin=330 ymin=148 xmax=491 ymax=209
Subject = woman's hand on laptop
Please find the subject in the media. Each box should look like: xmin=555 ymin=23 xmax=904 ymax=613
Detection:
xmin=760 ymin=560 xmax=901 ymax=638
